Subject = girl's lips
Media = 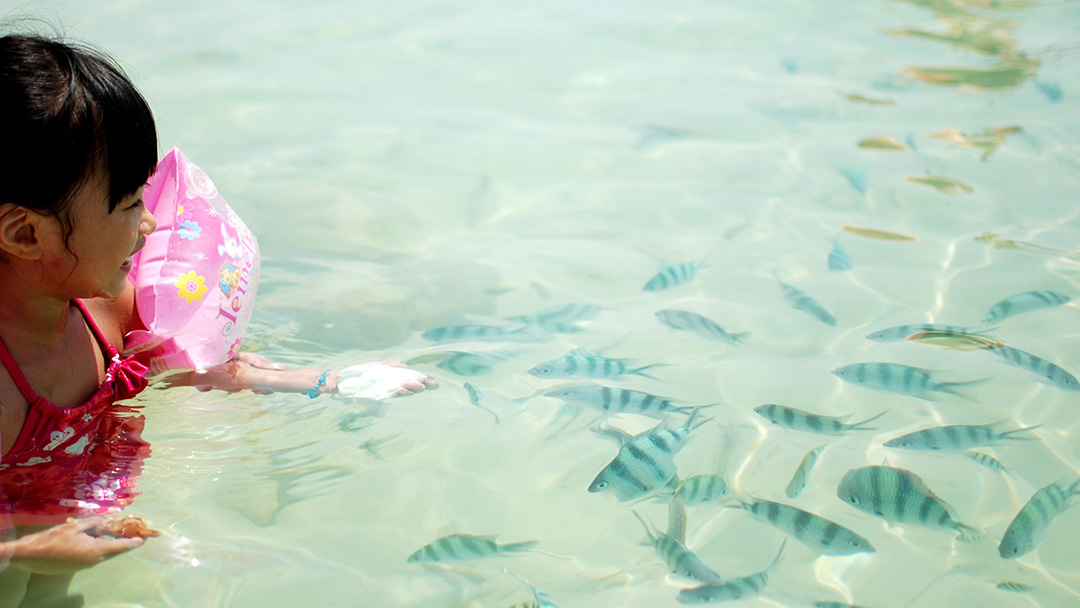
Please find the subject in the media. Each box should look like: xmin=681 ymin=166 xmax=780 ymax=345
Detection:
xmin=121 ymin=256 xmax=134 ymax=272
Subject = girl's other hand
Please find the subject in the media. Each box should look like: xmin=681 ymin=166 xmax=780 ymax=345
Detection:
xmin=9 ymin=518 xmax=143 ymax=575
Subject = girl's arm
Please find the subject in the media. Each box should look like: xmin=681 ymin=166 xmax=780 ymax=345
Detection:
xmin=0 ymin=519 xmax=142 ymax=575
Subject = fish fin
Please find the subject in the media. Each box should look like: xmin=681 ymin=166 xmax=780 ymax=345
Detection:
xmin=765 ymin=538 xmax=788 ymax=572
xmin=1002 ymin=424 xmax=1043 ymax=440
xmin=850 ymin=410 xmax=888 ymax=430
xmin=630 ymin=363 xmax=668 ymax=380
xmin=732 ymin=331 xmax=751 ymax=344
xmin=567 ymin=347 xmax=598 ymax=357
xmin=501 ymin=540 xmax=540 ymax=553
xmin=942 ymin=378 xmax=991 ymax=403
xmin=955 ymin=524 xmax=984 ymax=543
xmin=591 ymin=422 xmax=633 ymax=446
xmin=631 ymin=509 xmax=658 ymax=542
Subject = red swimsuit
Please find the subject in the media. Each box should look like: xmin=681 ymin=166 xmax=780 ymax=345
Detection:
xmin=0 ymin=300 xmax=150 ymax=527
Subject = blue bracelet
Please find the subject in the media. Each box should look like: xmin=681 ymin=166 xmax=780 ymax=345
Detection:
xmin=304 ymin=370 xmax=330 ymax=399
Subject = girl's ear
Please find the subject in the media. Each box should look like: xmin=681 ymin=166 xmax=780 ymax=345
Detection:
xmin=0 ymin=204 xmax=46 ymax=260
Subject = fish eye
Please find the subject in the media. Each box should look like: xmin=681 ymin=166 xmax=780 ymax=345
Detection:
xmin=596 ymin=481 xmax=607 ymax=489
xmin=847 ymin=496 xmax=859 ymax=504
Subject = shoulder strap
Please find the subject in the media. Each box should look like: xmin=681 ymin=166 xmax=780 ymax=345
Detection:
xmin=0 ymin=334 xmax=41 ymax=404
xmin=73 ymin=299 xmax=119 ymax=358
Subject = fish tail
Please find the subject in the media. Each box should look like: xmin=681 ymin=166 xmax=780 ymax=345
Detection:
xmin=955 ymin=523 xmax=984 ymax=543
xmin=941 ymin=378 xmax=990 ymax=403
xmin=501 ymin=540 xmax=540 ymax=553
xmin=630 ymin=363 xmax=667 ymax=380
xmin=850 ymin=410 xmax=888 ymax=430
xmin=1002 ymin=425 xmax=1043 ymax=440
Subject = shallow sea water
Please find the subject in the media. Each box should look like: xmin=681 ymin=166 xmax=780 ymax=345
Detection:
xmin=13 ymin=0 xmax=1080 ymax=606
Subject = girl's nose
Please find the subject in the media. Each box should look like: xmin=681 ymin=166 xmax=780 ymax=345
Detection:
xmin=141 ymin=206 xmax=158 ymax=235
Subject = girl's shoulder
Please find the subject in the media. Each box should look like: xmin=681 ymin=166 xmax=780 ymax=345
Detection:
xmin=81 ymin=279 xmax=141 ymax=349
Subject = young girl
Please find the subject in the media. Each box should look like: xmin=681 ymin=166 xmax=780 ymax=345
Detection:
xmin=0 ymin=33 xmax=434 ymax=594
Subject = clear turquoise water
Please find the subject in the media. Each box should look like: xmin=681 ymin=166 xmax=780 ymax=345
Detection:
xmin=14 ymin=0 xmax=1080 ymax=606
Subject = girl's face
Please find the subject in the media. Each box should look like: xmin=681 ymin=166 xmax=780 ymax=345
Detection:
xmin=45 ymin=170 xmax=157 ymax=299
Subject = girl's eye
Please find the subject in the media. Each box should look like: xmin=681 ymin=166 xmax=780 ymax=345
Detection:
xmin=129 ymin=199 xmax=144 ymax=210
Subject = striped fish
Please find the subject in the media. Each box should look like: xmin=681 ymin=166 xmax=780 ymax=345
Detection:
xmin=655 ymin=309 xmax=749 ymax=345
xmin=786 ymin=445 xmax=827 ymax=498
xmin=987 ymin=345 xmax=1080 ymax=391
xmin=406 ymin=533 xmax=538 ymax=563
xmin=632 ymin=510 xmax=724 ymax=583
xmin=436 ymin=352 xmax=494 ymax=376
xmin=754 ymin=403 xmax=885 ymax=435
xmin=528 ymin=349 xmax=662 ymax=380
xmin=422 ymin=324 xmax=535 ymax=343
xmin=995 ymin=582 xmax=1033 ymax=593
xmin=999 ymin=478 xmax=1080 ymax=558
xmin=540 ymin=384 xmax=697 ymax=419
xmin=644 ymin=262 xmax=704 ymax=291
xmin=676 ymin=539 xmax=785 ymax=604
xmin=506 ymin=304 xmax=603 ymax=333
xmin=828 ymin=242 xmax=853 ymax=272
xmin=737 ymin=495 xmax=875 ymax=555
xmin=837 ymin=465 xmax=980 ymax=539
xmin=832 ymin=362 xmax=985 ymax=402
xmin=966 ymin=451 xmax=1007 ymax=472
xmin=589 ymin=409 xmax=707 ymax=501
xmin=865 ymin=323 xmax=990 ymax=342
xmin=883 ymin=421 xmax=1040 ymax=451
xmin=668 ymin=494 xmax=688 ymax=544
xmin=778 ymin=280 xmax=837 ymax=326
xmin=983 ymin=290 xmax=1071 ymax=325
xmin=675 ymin=474 xmax=731 ymax=505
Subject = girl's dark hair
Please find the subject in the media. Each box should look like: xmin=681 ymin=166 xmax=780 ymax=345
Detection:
xmin=0 ymin=33 xmax=157 ymax=241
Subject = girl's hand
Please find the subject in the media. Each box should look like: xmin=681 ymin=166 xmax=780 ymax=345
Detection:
xmin=9 ymin=518 xmax=143 ymax=575
xmin=379 ymin=359 xmax=439 ymax=396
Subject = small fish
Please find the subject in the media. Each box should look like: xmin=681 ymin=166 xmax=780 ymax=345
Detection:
xmin=437 ymin=352 xmax=494 ymax=376
xmin=837 ymin=465 xmax=980 ymax=539
xmin=422 ymin=324 xmax=534 ymax=343
xmin=644 ymin=262 xmax=704 ymax=291
xmin=857 ymin=136 xmax=909 ymax=151
xmin=883 ymin=421 xmax=1040 ymax=451
xmin=675 ymin=475 xmax=731 ymax=505
xmin=843 ymin=93 xmax=896 ymax=106
xmin=406 ymin=533 xmax=538 ymax=563
xmin=995 ymin=581 xmax=1033 ymax=593
xmin=906 ymin=330 xmax=1004 ymax=351
xmin=528 ymin=349 xmax=662 ymax=380
xmin=463 ymin=382 xmax=500 ymax=423
xmin=668 ymin=494 xmax=688 ymax=544
xmin=777 ymin=280 xmax=837 ymax=326
xmin=866 ymin=323 xmax=990 ymax=342
xmin=828 ymin=241 xmax=853 ymax=271
xmin=832 ymin=362 xmax=985 ymax=403
xmin=836 ymin=167 xmax=867 ymax=194
xmin=926 ymin=126 xmax=1023 ymax=161
xmin=841 ymin=225 xmax=918 ymax=242
xmin=999 ymin=478 xmax=1080 ymax=558
xmin=983 ymin=290 xmax=1071 ymax=325
xmin=738 ymin=495 xmax=874 ymax=555
xmin=974 ymin=232 xmax=1080 ymax=261
xmin=655 ymin=309 xmax=749 ymax=345
xmin=904 ymin=174 xmax=973 ymax=194
xmin=754 ymin=404 xmax=885 ymax=435
xmin=632 ymin=510 xmax=724 ymax=583
xmin=966 ymin=451 xmax=1007 ymax=472
xmin=988 ymin=345 xmax=1080 ymax=391
xmin=506 ymin=304 xmax=603 ymax=333
xmin=589 ymin=409 xmax=707 ymax=501
xmin=540 ymin=384 xmax=697 ymax=419
xmin=676 ymin=539 xmax=785 ymax=604
xmin=502 ymin=569 xmax=559 ymax=608
xmin=786 ymin=445 xmax=826 ymax=498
